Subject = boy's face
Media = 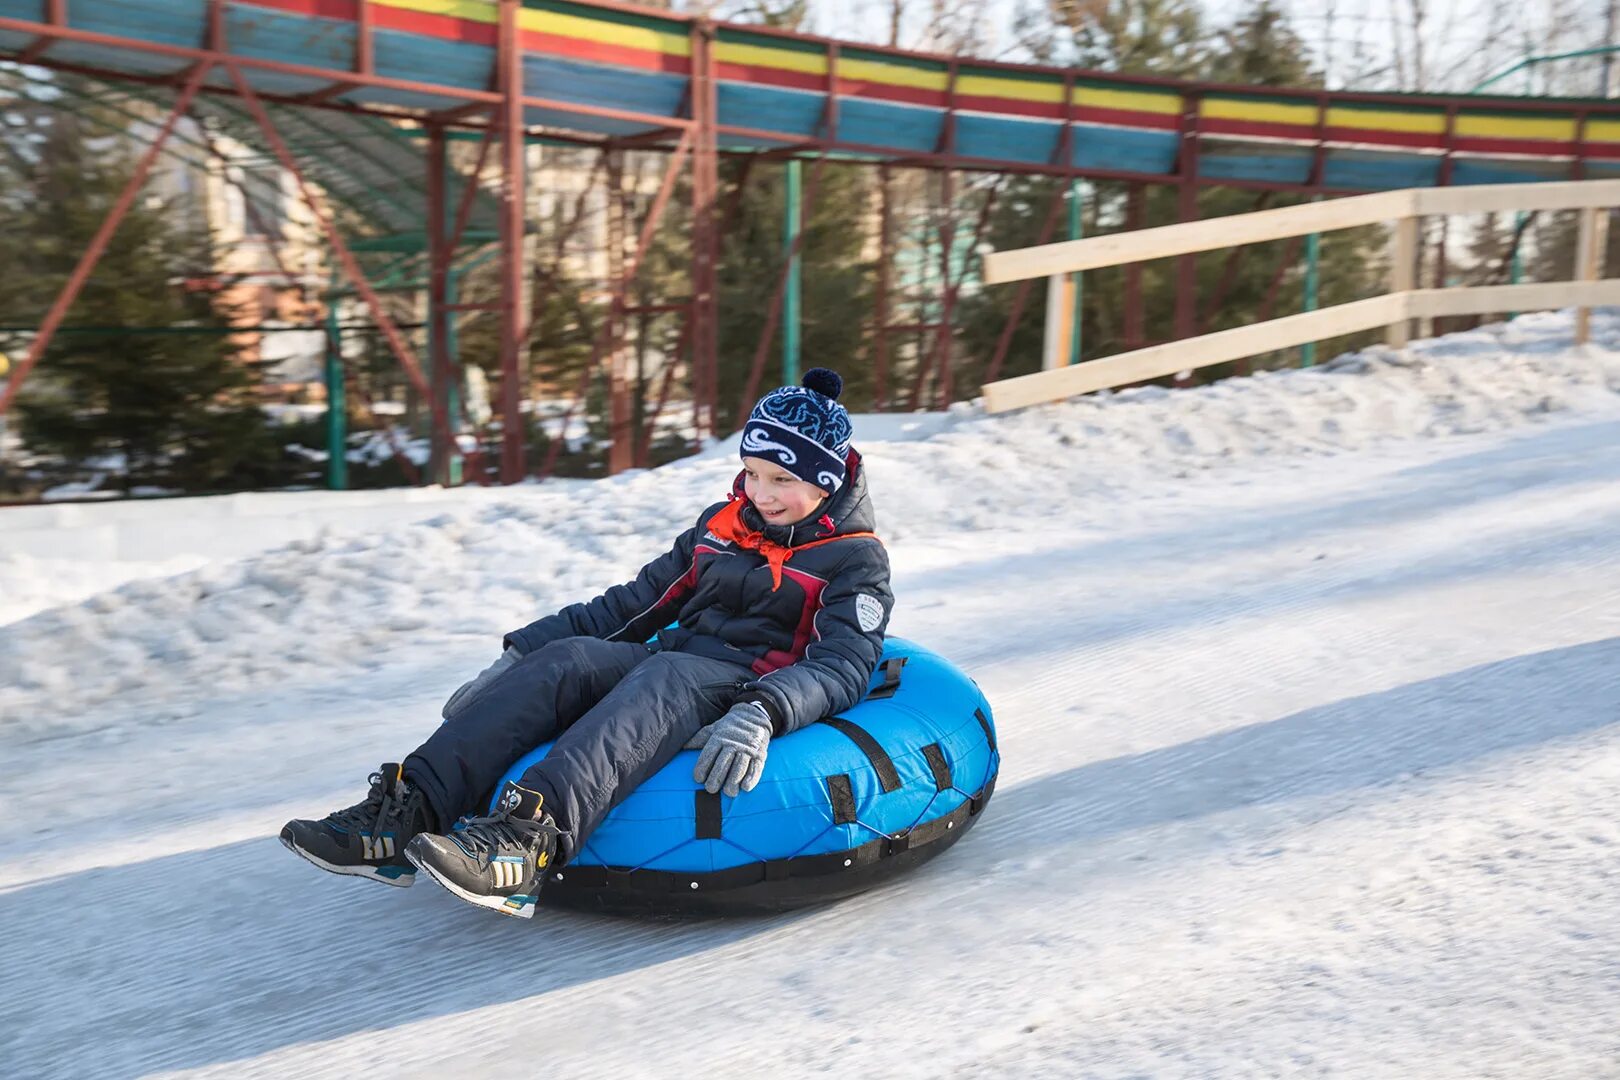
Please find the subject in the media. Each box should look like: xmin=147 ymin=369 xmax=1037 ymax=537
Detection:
xmin=742 ymin=455 xmax=827 ymax=526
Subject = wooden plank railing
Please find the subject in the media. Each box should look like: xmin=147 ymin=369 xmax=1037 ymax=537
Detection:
xmin=979 ymin=179 xmax=1619 ymax=414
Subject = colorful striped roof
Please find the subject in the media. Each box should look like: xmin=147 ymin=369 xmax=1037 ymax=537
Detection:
xmin=2 ymin=0 xmax=1617 ymax=190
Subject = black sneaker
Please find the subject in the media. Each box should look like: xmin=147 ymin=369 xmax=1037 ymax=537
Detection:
xmin=405 ymin=781 xmax=559 ymax=919
xmin=280 ymin=763 xmax=433 ymax=888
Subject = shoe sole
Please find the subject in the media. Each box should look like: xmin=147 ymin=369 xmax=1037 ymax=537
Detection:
xmin=405 ymin=846 xmax=537 ymax=919
xmin=281 ymin=834 xmax=415 ymax=888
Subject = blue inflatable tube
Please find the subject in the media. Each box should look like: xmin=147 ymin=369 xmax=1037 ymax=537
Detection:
xmin=492 ymin=637 xmax=999 ymax=915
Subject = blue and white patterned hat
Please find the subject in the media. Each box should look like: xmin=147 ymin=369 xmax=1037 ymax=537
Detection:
xmin=739 ymin=367 xmax=853 ymax=494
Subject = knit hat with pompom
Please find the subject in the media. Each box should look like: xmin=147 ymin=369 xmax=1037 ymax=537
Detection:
xmin=739 ymin=367 xmax=853 ymax=494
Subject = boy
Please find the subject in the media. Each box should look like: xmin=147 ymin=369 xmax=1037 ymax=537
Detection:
xmin=282 ymin=368 xmax=893 ymax=917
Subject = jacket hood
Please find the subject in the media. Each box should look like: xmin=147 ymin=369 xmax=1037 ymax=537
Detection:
xmin=731 ymin=448 xmax=877 ymax=546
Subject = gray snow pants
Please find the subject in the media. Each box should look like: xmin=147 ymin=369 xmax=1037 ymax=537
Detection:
xmin=402 ymin=636 xmax=753 ymax=864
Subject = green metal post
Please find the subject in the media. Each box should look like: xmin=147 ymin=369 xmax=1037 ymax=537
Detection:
xmin=783 ymin=158 xmax=802 ymax=386
xmin=324 ymin=269 xmax=348 ymax=490
xmin=1301 ymin=229 xmax=1321 ymax=367
xmin=1067 ymin=179 xmax=1084 ymax=365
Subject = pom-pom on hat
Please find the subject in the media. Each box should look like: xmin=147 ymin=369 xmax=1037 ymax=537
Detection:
xmin=740 ymin=366 xmax=853 ymax=494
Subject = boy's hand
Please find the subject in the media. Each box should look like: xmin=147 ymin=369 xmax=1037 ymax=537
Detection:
xmin=688 ymin=702 xmax=773 ymax=798
xmin=441 ymin=646 xmax=522 ymax=720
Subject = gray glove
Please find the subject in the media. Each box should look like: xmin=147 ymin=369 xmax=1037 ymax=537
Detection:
xmin=687 ymin=701 xmax=773 ymax=798
xmin=441 ymin=646 xmax=522 ymax=720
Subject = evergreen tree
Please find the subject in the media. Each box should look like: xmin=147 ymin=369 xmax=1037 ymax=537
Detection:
xmin=709 ymin=158 xmax=873 ymax=429
xmin=957 ymin=0 xmax=1384 ymax=393
xmin=4 ymin=78 xmax=285 ymax=493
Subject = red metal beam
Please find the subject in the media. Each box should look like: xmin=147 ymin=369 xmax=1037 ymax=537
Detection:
xmin=1255 ymin=232 xmax=1306 ymax=324
xmin=934 ymin=175 xmax=999 ymax=405
xmin=427 ymin=122 xmax=455 ymax=485
xmin=604 ymin=150 xmax=635 ymax=475
xmin=1124 ymin=181 xmax=1146 ymax=348
xmin=872 ymin=163 xmax=893 ymax=410
xmin=344 ymin=362 xmax=422 ymax=484
xmin=985 ymin=74 xmax=1077 ymax=386
xmin=3 ymin=12 xmax=693 ymax=137
xmin=695 ymin=5 xmax=1620 ymax=116
xmin=430 ymin=102 xmax=494 ymax=124
xmin=823 ymin=43 xmax=840 ymax=141
xmin=195 ymin=117 xmax=299 ymax=286
xmin=35 ymin=56 xmax=491 ymax=130
xmin=0 ymin=16 xmax=698 ymax=136
xmin=1438 ymin=102 xmax=1459 ymax=187
xmin=624 ymin=130 xmax=693 ymax=285
xmin=1196 ymin=190 xmax=1274 ymax=333
xmin=446 ymin=117 xmax=498 ymax=254
xmin=1173 ymin=92 xmax=1201 ymax=343
xmin=525 ymin=95 xmax=695 ymax=132
xmin=560 ymin=133 xmax=695 ymax=474
xmin=984 ymin=180 xmax=1068 ymax=385
xmin=296 ymin=80 xmax=361 ymax=107
xmin=497 ymin=0 xmax=526 ymax=483
xmin=712 ymin=119 xmax=1381 ymax=193
xmin=0 ymin=63 xmax=212 ymax=417
xmin=920 ymin=168 xmax=964 ymax=408
xmin=1573 ymin=110 xmax=1590 ymax=181
xmin=18 ymin=0 xmax=65 ymax=63
xmin=611 ymin=126 xmax=689 ymax=149
xmin=936 ymin=58 xmax=960 ymax=156
xmin=357 ymin=0 xmax=375 ymax=78
xmin=636 ymin=315 xmax=689 ymax=467
xmin=689 ymin=19 xmax=720 ymax=439
xmin=224 ymin=61 xmax=459 ymax=471
xmin=1308 ymin=92 xmax=1329 ymax=187
xmin=718 ymin=155 xmax=756 ymax=233
xmin=0 ymin=16 xmax=500 ymax=105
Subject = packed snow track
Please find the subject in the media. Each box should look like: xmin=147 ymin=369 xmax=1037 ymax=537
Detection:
xmin=3 ymin=312 xmax=1619 ymax=1078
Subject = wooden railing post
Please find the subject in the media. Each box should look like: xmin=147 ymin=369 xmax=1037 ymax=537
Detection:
xmin=979 ymin=180 xmax=1620 ymax=413
xmin=1574 ymin=206 xmax=1610 ymax=345
xmin=1388 ymin=215 xmax=1419 ymax=348
xmin=1043 ymin=273 xmax=1072 ymax=371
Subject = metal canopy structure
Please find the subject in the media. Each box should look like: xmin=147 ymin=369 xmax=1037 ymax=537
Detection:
xmin=3 ymin=0 xmax=1619 ymax=483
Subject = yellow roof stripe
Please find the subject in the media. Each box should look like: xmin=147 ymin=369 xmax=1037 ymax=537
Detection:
xmin=376 ymin=0 xmax=496 ymax=25
xmin=1203 ymin=97 xmax=1315 ymax=127
xmin=1074 ymin=85 xmax=1181 ymax=116
xmin=1324 ymin=106 xmax=1444 ymax=135
xmin=518 ymin=6 xmax=691 ymax=56
xmin=839 ymin=57 xmax=948 ymax=92
xmin=1455 ymin=113 xmax=1576 ymax=140
xmin=715 ymin=40 xmax=827 ymax=75
xmin=957 ymin=74 xmax=1065 ymax=105
xmin=1587 ymin=118 xmax=1620 ymax=142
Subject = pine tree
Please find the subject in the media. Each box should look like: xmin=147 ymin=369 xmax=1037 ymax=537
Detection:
xmin=5 ymin=79 xmax=285 ymax=494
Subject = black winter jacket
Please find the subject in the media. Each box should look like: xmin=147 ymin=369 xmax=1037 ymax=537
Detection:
xmin=504 ymin=451 xmax=893 ymax=735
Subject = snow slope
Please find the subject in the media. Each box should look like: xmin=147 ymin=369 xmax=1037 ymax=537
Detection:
xmin=2 ymin=310 xmax=1620 ymax=1078
xmin=3 ymin=309 xmax=1616 ymax=740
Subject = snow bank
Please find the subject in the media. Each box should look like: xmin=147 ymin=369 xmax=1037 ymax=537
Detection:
xmin=3 ymin=310 xmax=1617 ymax=738
xmin=0 ymin=485 xmax=559 ymax=624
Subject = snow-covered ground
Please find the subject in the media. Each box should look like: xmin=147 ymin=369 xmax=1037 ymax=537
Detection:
xmin=3 ymin=309 xmax=1620 ymax=1077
